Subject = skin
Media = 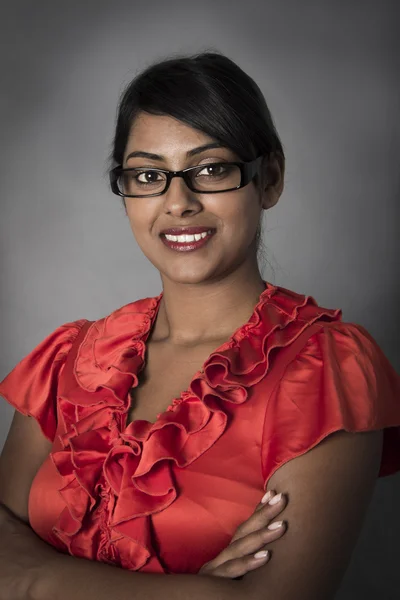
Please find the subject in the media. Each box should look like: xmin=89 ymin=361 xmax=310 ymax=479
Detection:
xmin=122 ymin=111 xmax=284 ymax=347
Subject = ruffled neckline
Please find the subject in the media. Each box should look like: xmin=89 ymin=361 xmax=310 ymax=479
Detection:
xmin=67 ymin=281 xmax=280 ymax=435
xmin=51 ymin=280 xmax=343 ymax=572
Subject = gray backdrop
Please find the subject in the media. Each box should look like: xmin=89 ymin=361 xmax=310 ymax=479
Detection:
xmin=1 ymin=1 xmax=399 ymax=598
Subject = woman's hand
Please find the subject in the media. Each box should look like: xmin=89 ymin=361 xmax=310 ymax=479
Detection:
xmin=198 ymin=490 xmax=287 ymax=579
xmin=0 ymin=502 xmax=60 ymax=600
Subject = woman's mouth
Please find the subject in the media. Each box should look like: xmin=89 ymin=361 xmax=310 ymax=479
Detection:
xmin=160 ymin=229 xmax=215 ymax=252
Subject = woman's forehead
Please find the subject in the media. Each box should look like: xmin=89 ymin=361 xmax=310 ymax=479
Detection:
xmin=125 ymin=114 xmax=237 ymax=161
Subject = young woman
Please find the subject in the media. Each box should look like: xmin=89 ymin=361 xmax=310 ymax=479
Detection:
xmin=1 ymin=51 xmax=399 ymax=600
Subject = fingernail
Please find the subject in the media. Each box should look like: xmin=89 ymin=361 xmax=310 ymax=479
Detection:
xmin=254 ymin=550 xmax=269 ymax=560
xmin=268 ymin=492 xmax=282 ymax=505
xmin=261 ymin=490 xmax=274 ymax=504
xmin=267 ymin=520 xmax=283 ymax=530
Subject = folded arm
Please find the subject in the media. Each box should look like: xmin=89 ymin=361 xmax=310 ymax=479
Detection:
xmin=0 ymin=411 xmax=383 ymax=600
xmin=240 ymin=427 xmax=383 ymax=600
xmin=0 ymin=411 xmax=243 ymax=600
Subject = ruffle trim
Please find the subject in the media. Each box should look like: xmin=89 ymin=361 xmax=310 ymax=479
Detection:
xmin=50 ymin=282 xmax=342 ymax=570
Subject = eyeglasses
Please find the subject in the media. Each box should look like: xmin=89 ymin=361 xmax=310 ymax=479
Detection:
xmin=109 ymin=155 xmax=264 ymax=198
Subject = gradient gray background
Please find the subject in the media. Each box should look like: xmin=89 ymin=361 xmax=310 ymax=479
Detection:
xmin=1 ymin=1 xmax=399 ymax=598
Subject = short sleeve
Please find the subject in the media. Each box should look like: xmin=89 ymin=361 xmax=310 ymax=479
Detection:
xmin=0 ymin=320 xmax=87 ymax=442
xmin=261 ymin=321 xmax=400 ymax=485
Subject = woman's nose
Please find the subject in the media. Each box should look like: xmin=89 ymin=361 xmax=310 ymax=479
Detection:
xmin=162 ymin=176 xmax=201 ymax=215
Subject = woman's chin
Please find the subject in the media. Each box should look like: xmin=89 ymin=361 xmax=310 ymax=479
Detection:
xmin=160 ymin=268 xmax=222 ymax=286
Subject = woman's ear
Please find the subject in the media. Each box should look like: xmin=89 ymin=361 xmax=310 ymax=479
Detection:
xmin=261 ymin=152 xmax=285 ymax=210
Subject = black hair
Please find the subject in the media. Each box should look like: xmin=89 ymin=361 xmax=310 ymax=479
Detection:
xmin=108 ymin=49 xmax=284 ymax=274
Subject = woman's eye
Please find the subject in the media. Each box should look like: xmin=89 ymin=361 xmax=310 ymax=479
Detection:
xmin=197 ymin=164 xmax=226 ymax=177
xmin=136 ymin=170 xmax=162 ymax=184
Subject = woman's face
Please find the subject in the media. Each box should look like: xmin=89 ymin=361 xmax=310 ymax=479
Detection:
xmin=122 ymin=111 xmax=281 ymax=285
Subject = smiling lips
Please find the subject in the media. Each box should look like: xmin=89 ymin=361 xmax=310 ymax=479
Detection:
xmin=160 ymin=229 xmax=215 ymax=252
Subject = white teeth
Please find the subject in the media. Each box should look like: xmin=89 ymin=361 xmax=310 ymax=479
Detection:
xmin=164 ymin=230 xmax=212 ymax=242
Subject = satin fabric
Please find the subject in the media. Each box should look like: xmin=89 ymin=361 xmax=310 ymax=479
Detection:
xmin=1 ymin=281 xmax=399 ymax=574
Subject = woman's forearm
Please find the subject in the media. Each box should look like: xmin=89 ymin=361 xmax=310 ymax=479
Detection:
xmin=33 ymin=552 xmax=243 ymax=600
xmin=0 ymin=504 xmax=243 ymax=600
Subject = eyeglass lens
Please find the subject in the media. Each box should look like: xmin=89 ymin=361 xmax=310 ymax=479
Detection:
xmin=118 ymin=163 xmax=241 ymax=196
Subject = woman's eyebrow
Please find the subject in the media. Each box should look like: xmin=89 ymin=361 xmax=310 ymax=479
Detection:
xmin=125 ymin=142 xmax=228 ymax=162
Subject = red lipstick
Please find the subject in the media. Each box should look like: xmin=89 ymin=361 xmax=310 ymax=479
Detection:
xmin=160 ymin=228 xmax=216 ymax=252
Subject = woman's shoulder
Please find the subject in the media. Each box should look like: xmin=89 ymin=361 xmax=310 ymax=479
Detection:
xmin=261 ymin=288 xmax=400 ymax=482
xmin=268 ymin=284 xmax=399 ymax=409
xmin=85 ymin=291 xmax=163 ymax=334
xmin=261 ymin=283 xmax=392 ymax=364
xmin=265 ymin=282 xmax=342 ymax=324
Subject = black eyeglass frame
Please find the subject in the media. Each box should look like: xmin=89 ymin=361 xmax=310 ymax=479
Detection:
xmin=109 ymin=155 xmax=264 ymax=198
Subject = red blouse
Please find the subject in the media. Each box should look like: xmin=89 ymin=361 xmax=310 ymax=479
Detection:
xmin=1 ymin=281 xmax=399 ymax=575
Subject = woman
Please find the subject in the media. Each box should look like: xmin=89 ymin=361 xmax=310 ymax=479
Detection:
xmin=0 ymin=51 xmax=399 ymax=600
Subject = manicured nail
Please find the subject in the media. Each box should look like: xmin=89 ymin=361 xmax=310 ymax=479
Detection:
xmin=261 ymin=490 xmax=274 ymax=504
xmin=254 ymin=550 xmax=269 ymax=560
xmin=268 ymin=492 xmax=282 ymax=505
xmin=267 ymin=520 xmax=283 ymax=530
